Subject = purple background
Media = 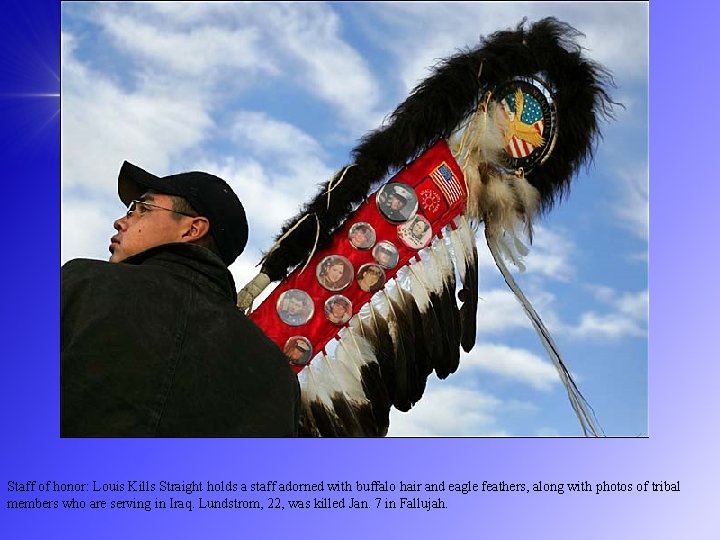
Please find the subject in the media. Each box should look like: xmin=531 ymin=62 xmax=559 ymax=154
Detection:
xmin=2 ymin=1 xmax=717 ymax=537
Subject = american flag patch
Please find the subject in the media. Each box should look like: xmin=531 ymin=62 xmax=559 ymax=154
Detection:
xmin=429 ymin=162 xmax=462 ymax=205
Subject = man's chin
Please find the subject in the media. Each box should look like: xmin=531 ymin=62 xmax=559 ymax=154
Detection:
xmin=109 ymin=251 xmax=124 ymax=263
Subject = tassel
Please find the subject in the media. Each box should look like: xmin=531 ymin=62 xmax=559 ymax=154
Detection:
xmin=486 ymin=230 xmax=603 ymax=436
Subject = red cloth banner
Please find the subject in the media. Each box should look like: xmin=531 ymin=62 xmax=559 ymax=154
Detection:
xmin=249 ymin=140 xmax=466 ymax=373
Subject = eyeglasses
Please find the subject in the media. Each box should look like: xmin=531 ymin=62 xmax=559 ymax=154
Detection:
xmin=125 ymin=200 xmax=196 ymax=219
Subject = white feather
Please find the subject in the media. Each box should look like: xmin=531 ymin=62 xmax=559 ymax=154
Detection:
xmin=398 ymin=265 xmax=431 ymax=312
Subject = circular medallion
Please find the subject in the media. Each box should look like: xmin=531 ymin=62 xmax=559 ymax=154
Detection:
xmin=356 ymin=263 xmax=386 ymax=293
xmin=283 ymin=336 xmax=313 ymax=366
xmin=490 ymin=77 xmax=557 ymax=172
xmin=276 ymin=289 xmax=314 ymax=326
xmin=348 ymin=222 xmax=376 ymax=250
xmin=316 ymin=255 xmax=354 ymax=292
xmin=372 ymin=240 xmax=400 ymax=269
xmin=397 ymin=214 xmax=432 ymax=250
xmin=376 ymin=182 xmax=418 ymax=223
xmin=324 ymin=295 xmax=353 ymax=326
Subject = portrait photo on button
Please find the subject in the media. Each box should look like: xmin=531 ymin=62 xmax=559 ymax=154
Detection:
xmin=356 ymin=263 xmax=386 ymax=293
xmin=324 ymin=295 xmax=353 ymax=325
xmin=348 ymin=222 xmax=377 ymax=250
xmin=276 ymin=289 xmax=314 ymax=326
xmin=376 ymin=182 xmax=418 ymax=223
xmin=372 ymin=240 xmax=399 ymax=269
xmin=283 ymin=336 xmax=313 ymax=366
xmin=316 ymin=255 xmax=354 ymax=292
xmin=398 ymin=214 xmax=433 ymax=250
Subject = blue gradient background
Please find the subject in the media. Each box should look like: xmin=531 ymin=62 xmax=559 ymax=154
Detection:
xmin=2 ymin=1 xmax=716 ymax=538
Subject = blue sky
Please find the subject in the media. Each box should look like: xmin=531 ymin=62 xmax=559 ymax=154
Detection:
xmin=60 ymin=2 xmax=648 ymax=437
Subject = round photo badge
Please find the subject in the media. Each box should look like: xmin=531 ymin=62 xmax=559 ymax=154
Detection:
xmin=283 ymin=336 xmax=313 ymax=366
xmin=316 ymin=255 xmax=354 ymax=292
xmin=276 ymin=289 xmax=314 ymax=327
xmin=356 ymin=263 xmax=386 ymax=294
xmin=372 ymin=240 xmax=399 ymax=269
xmin=348 ymin=222 xmax=376 ymax=250
xmin=397 ymin=214 xmax=433 ymax=250
xmin=490 ymin=77 xmax=557 ymax=173
xmin=376 ymin=182 xmax=418 ymax=223
xmin=324 ymin=295 xmax=353 ymax=326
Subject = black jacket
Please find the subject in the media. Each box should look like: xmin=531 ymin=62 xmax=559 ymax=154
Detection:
xmin=61 ymin=243 xmax=299 ymax=437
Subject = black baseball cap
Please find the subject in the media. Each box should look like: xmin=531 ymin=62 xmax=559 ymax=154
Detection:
xmin=118 ymin=161 xmax=248 ymax=266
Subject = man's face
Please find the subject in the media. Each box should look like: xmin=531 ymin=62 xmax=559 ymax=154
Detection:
xmin=388 ymin=194 xmax=405 ymax=210
xmin=286 ymin=297 xmax=304 ymax=315
xmin=352 ymin=228 xmax=368 ymax=244
xmin=412 ymin=220 xmax=427 ymax=237
xmin=288 ymin=347 xmax=304 ymax=361
xmin=109 ymin=193 xmax=189 ymax=263
xmin=331 ymin=302 xmax=347 ymax=318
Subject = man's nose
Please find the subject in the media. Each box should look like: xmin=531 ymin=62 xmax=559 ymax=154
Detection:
xmin=113 ymin=215 xmax=127 ymax=231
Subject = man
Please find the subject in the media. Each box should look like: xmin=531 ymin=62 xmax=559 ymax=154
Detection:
xmin=378 ymin=184 xmax=415 ymax=222
xmin=373 ymin=242 xmax=398 ymax=269
xmin=278 ymin=290 xmax=312 ymax=326
xmin=284 ymin=337 xmax=312 ymax=366
xmin=325 ymin=296 xmax=351 ymax=325
xmin=348 ymin=222 xmax=375 ymax=249
xmin=61 ymin=161 xmax=300 ymax=437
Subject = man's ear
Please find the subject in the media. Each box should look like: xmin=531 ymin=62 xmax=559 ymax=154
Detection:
xmin=181 ymin=216 xmax=211 ymax=242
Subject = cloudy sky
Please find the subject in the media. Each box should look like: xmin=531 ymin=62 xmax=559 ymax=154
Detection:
xmin=60 ymin=2 xmax=648 ymax=437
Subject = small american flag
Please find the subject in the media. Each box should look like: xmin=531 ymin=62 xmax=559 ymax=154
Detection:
xmin=430 ymin=162 xmax=462 ymax=204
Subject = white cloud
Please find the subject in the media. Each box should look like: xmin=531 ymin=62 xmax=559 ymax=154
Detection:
xmin=614 ymin=163 xmax=649 ymax=242
xmin=267 ymin=3 xmax=381 ymax=130
xmin=97 ymin=12 xmax=277 ymax=79
xmin=463 ymin=343 xmax=560 ymax=391
xmin=566 ymin=288 xmax=648 ymax=340
xmin=355 ymin=2 xmax=647 ymax=99
xmin=91 ymin=2 xmax=383 ymax=134
xmin=476 ymin=289 xmax=533 ymax=334
xmin=228 ymin=111 xmax=332 ymax=191
xmin=387 ymin=386 xmax=505 ymax=437
xmin=61 ymin=198 xmax=115 ymax=263
xmin=231 ymin=111 xmax=324 ymax=158
xmin=61 ymin=31 xmax=213 ymax=193
xmin=524 ymin=225 xmax=576 ymax=281
xmin=475 ymin=224 xmax=575 ymax=281
xmin=569 ymin=312 xmax=643 ymax=340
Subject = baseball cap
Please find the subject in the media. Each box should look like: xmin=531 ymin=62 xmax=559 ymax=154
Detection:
xmin=391 ymin=184 xmax=412 ymax=202
xmin=118 ymin=161 xmax=248 ymax=266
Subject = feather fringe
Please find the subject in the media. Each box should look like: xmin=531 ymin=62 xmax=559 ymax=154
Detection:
xmin=449 ymin=218 xmax=479 ymax=352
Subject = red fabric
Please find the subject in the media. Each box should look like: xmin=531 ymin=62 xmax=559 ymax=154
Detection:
xmin=249 ymin=140 xmax=466 ymax=374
